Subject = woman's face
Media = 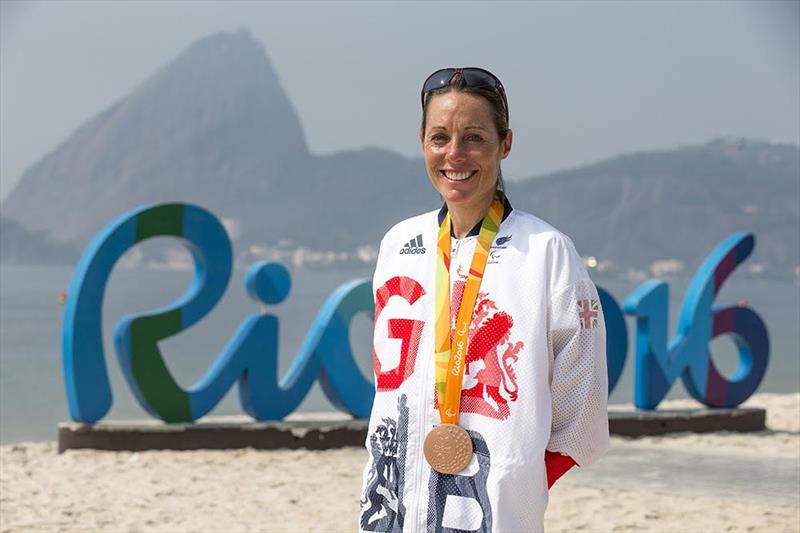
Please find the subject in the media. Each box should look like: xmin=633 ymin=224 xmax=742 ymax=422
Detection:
xmin=421 ymin=91 xmax=512 ymax=211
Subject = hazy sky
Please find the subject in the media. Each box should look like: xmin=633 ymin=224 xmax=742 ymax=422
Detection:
xmin=1 ymin=0 xmax=798 ymax=202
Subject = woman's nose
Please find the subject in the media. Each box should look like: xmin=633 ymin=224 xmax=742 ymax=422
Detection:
xmin=446 ymin=139 xmax=466 ymax=161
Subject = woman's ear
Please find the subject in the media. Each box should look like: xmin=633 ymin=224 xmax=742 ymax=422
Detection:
xmin=501 ymin=129 xmax=513 ymax=159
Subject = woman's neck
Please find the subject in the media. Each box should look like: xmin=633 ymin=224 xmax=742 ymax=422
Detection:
xmin=448 ymin=193 xmax=496 ymax=239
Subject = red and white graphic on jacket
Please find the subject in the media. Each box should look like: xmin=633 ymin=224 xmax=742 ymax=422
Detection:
xmin=372 ymin=276 xmax=426 ymax=392
xmin=439 ymin=267 xmax=524 ymax=420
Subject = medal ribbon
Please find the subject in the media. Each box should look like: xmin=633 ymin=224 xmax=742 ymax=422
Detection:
xmin=434 ymin=197 xmax=503 ymax=425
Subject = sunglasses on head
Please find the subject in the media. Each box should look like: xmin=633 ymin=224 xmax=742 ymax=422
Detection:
xmin=420 ymin=67 xmax=509 ymax=124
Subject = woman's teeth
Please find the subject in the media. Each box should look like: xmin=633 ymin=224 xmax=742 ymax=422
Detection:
xmin=443 ymin=170 xmax=474 ymax=181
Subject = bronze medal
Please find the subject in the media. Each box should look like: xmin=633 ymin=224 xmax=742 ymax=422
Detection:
xmin=423 ymin=423 xmax=473 ymax=474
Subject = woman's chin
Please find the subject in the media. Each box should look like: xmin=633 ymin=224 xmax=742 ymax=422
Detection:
xmin=442 ymin=189 xmax=475 ymax=205
xmin=441 ymin=184 xmax=495 ymax=208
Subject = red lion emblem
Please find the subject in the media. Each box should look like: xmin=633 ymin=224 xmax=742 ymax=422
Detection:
xmin=443 ymin=268 xmax=524 ymax=420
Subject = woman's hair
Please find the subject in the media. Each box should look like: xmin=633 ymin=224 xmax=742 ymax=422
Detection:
xmin=421 ymin=71 xmax=510 ymax=194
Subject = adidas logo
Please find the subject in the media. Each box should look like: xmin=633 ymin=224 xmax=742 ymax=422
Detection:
xmin=400 ymin=234 xmax=426 ymax=255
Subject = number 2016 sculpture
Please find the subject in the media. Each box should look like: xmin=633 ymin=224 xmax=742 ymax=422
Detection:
xmin=62 ymin=203 xmax=769 ymax=424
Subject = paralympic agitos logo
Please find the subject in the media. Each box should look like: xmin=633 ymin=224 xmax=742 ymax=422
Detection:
xmin=62 ymin=203 xmax=769 ymax=424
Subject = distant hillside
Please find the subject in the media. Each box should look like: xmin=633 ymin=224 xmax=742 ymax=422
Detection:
xmin=510 ymin=139 xmax=799 ymax=278
xmin=0 ymin=217 xmax=77 ymax=265
xmin=1 ymin=30 xmax=798 ymax=277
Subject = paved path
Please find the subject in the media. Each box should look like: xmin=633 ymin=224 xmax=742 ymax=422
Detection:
xmin=569 ymin=439 xmax=800 ymax=507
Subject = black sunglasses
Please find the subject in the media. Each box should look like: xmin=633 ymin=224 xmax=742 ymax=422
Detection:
xmin=420 ymin=67 xmax=509 ymax=124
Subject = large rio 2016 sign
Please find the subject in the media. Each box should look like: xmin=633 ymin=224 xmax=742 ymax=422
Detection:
xmin=62 ymin=203 xmax=769 ymax=424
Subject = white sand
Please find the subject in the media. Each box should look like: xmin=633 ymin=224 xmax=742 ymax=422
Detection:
xmin=1 ymin=392 xmax=798 ymax=532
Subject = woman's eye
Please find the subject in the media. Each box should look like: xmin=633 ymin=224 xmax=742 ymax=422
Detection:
xmin=430 ymin=134 xmax=449 ymax=144
xmin=465 ymin=134 xmax=483 ymax=143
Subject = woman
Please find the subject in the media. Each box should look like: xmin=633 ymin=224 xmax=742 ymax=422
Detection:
xmin=360 ymin=68 xmax=609 ymax=532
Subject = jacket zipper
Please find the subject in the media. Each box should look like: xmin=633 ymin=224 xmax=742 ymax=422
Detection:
xmin=412 ymin=235 xmax=470 ymax=528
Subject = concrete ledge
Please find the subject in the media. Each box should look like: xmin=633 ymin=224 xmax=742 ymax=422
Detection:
xmin=58 ymin=417 xmax=369 ymax=453
xmin=58 ymin=408 xmax=767 ymax=452
xmin=608 ymin=407 xmax=766 ymax=437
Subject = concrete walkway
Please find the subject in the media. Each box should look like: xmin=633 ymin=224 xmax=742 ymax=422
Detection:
xmin=569 ymin=438 xmax=800 ymax=507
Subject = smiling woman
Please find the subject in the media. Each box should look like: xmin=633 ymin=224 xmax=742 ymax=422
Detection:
xmin=420 ymin=69 xmax=512 ymax=240
xmin=359 ymin=67 xmax=610 ymax=532
xmin=421 ymin=89 xmax=512 ymax=239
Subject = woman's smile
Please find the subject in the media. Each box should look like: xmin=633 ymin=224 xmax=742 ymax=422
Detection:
xmin=441 ymin=170 xmax=478 ymax=182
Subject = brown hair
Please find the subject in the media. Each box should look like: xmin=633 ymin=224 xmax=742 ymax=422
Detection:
xmin=421 ymin=71 xmax=510 ymax=193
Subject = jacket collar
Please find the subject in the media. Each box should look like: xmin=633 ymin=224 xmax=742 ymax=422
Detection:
xmin=437 ymin=194 xmax=513 ymax=238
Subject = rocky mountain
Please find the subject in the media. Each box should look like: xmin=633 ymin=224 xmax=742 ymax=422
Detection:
xmin=1 ymin=30 xmax=798 ymax=278
xmin=1 ymin=30 xmax=435 ymax=257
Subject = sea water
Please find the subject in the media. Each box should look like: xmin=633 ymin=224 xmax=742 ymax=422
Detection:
xmin=1 ymin=264 xmax=798 ymax=443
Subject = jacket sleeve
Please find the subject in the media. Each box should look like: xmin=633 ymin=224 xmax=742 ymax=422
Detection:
xmin=545 ymin=236 xmax=610 ymax=467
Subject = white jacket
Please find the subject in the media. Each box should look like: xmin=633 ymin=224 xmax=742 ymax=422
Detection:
xmin=360 ymin=202 xmax=609 ymax=532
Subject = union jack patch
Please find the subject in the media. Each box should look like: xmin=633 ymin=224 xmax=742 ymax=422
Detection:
xmin=577 ymin=299 xmax=600 ymax=330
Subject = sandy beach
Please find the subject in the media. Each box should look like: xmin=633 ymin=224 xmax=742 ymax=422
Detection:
xmin=1 ymin=392 xmax=798 ymax=532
